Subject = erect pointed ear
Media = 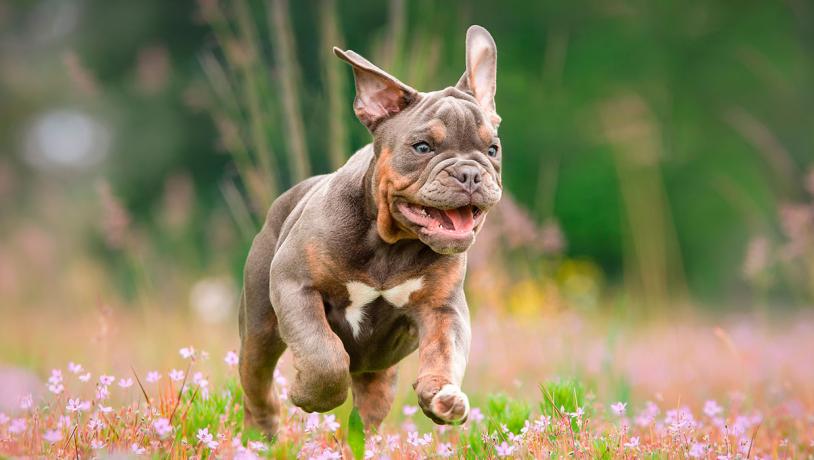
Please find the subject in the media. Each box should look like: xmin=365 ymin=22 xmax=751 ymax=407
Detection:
xmin=456 ymin=25 xmax=500 ymax=126
xmin=333 ymin=47 xmax=418 ymax=132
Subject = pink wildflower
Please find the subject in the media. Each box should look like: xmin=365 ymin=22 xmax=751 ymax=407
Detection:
xmin=48 ymin=369 xmax=63 ymax=384
xmin=407 ymin=431 xmax=431 ymax=447
xmin=57 ymin=415 xmax=71 ymax=428
xmin=534 ymin=415 xmax=551 ymax=432
xmin=146 ymin=371 xmax=161 ymax=383
xmin=169 ymin=369 xmax=185 ymax=382
xmin=495 ymin=441 xmax=515 ymax=457
xmin=386 ymin=434 xmax=400 ymax=450
xmin=118 ymin=377 xmax=134 ymax=388
xmin=153 ymin=418 xmax=173 ymax=438
xmin=8 ymin=418 xmax=26 ymax=434
xmin=689 ymin=442 xmax=706 ymax=458
xmin=99 ymin=375 xmax=115 ymax=386
xmin=48 ymin=381 xmax=64 ymax=394
xmin=90 ymin=439 xmax=105 ymax=449
xmin=323 ymin=414 xmax=340 ymax=432
xmin=469 ymin=407 xmax=485 ymax=423
xmin=131 ymin=443 xmax=147 ymax=455
xmin=88 ymin=416 xmax=105 ymax=431
xmin=704 ymin=400 xmax=723 ymax=417
xmin=43 ymin=429 xmax=62 ymax=443
xmin=305 ymin=412 xmax=320 ymax=432
xmin=248 ymin=441 xmax=268 ymax=452
xmin=224 ymin=351 xmax=239 ymax=367
xmin=79 ymin=372 xmax=92 ymax=382
xmin=401 ymin=419 xmax=417 ymax=433
xmin=96 ymin=385 xmax=110 ymax=400
xmin=180 ymin=346 xmax=196 ymax=359
xmin=403 ymin=405 xmax=418 ymax=416
xmin=197 ymin=427 xmax=219 ymax=449
xmin=19 ymin=393 xmax=33 ymax=410
xmin=192 ymin=372 xmax=210 ymax=399
xmin=66 ymin=398 xmax=89 ymax=412
xmin=624 ymin=436 xmax=640 ymax=449
xmin=68 ymin=362 xmax=83 ymax=374
xmin=314 ymin=448 xmax=342 ymax=460
xmin=611 ymin=401 xmax=627 ymax=416
xmin=437 ymin=442 xmax=455 ymax=457
xmin=738 ymin=437 xmax=751 ymax=455
xmin=665 ymin=407 xmax=696 ymax=433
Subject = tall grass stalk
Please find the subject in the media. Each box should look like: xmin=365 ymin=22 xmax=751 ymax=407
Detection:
xmin=599 ymin=92 xmax=687 ymax=311
xmin=269 ymin=0 xmax=311 ymax=182
xmin=320 ymin=0 xmax=350 ymax=170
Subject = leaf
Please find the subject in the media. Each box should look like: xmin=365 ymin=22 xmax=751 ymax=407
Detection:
xmin=347 ymin=407 xmax=365 ymax=460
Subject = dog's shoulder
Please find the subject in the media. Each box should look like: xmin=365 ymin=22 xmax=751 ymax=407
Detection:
xmin=261 ymin=175 xmax=327 ymax=238
xmin=261 ymin=144 xmax=375 ymax=251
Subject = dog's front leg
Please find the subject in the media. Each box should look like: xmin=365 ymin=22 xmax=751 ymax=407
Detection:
xmin=412 ymin=289 xmax=471 ymax=424
xmin=270 ymin=276 xmax=350 ymax=413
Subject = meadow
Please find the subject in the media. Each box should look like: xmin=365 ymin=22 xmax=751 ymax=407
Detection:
xmin=2 ymin=0 xmax=814 ymax=458
xmin=2 ymin=303 xmax=813 ymax=458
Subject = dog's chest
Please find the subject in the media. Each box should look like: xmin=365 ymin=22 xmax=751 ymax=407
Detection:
xmin=306 ymin=240 xmax=463 ymax=371
xmin=342 ymin=277 xmax=424 ymax=337
xmin=322 ymin=275 xmax=425 ymax=372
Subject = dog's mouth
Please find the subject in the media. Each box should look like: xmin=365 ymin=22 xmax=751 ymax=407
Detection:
xmin=396 ymin=202 xmax=484 ymax=237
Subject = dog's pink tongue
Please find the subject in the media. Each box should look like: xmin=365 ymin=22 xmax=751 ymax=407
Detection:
xmin=445 ymin=206 xmax=475 ymax=232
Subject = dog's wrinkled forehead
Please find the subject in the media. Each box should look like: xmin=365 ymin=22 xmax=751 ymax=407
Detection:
xmin=395 ymin=88 xmax=497 ymax=148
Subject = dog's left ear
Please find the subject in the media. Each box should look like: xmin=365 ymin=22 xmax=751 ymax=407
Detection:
xmin=456 ymin=25 xmax=500 ymax=126
xmin=334 ymin=47 xmax=418 ymax=132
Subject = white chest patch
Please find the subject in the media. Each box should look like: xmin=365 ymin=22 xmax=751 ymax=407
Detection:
xmin=343 ymin=277 xmax=424 ymax=338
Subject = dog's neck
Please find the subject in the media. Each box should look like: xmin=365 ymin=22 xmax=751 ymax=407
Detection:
xmin=361 ymin=151 xmax=379 ymax=225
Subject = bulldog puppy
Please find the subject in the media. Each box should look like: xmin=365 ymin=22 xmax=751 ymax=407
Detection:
xmin=239 ymin=25 xmax=502 ymax=437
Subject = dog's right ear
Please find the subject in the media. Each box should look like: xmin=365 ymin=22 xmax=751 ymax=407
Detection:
xmin=334 ymin=47 xmax=418 ymax=132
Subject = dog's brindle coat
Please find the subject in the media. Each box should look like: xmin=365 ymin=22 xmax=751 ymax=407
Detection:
xmin=239 ymin=26 xmax=502 ymax=436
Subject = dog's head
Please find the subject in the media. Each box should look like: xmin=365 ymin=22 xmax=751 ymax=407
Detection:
xmin=336 ymin=25 xmax=502 ymax=255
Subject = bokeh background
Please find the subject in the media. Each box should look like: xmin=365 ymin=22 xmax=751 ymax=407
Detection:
xmin=2 ymin=0 xmax=814 ymax=425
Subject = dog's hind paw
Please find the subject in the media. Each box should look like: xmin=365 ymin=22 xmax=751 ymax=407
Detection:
xmin=243 ymin=399 xmax=280 ymax=440
xmin=429 ymin=384 xmax=470 ymax=424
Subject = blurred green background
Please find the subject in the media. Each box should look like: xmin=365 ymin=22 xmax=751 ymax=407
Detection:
xmin=2 ymin=0 xmax=813 ymax=315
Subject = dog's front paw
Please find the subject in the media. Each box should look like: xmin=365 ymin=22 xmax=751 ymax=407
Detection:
xmin=414 ymin=376 xmax=470 ymax=424
xmin=429 ymin=384 xmax=470 ymax=423
xmin=289 ymin=349 xmax=351 ymax=413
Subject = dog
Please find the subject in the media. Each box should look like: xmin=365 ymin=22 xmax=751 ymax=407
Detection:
xmin=239 ymin=25 xmax=502 ymax=437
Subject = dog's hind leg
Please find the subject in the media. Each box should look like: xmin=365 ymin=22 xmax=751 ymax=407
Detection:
xmin=351 ymin=366 xmax=398 ymax=429
xmin=239 ymin=235 xmax=287 ymax=439
xmin=239 ymin=287 xmax=287 ymax=439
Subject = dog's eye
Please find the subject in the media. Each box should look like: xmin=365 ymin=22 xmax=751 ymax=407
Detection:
xmin=487 ymin=144 xmax=499 ymax=157
xmin=412 ymin=142 xmax=433 ymax=154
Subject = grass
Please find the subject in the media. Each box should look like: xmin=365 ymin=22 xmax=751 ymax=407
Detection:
xmin=1 ymin=308 xmax=813 ymax=458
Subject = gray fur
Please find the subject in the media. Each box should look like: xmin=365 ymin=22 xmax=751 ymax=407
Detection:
xmin=239 ymin=25 xmax=502 ymax=436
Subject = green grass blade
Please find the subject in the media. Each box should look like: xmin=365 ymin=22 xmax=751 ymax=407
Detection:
xmin=347 ymin=407 xmax=365 ymax=460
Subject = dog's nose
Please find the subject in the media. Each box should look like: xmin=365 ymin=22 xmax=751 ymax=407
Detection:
xmin=450 ymin=164 xmax=482 ymax=193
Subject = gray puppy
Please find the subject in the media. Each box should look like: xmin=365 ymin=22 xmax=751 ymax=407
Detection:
xmin=239 ymin=25 xmax=502 ymax=437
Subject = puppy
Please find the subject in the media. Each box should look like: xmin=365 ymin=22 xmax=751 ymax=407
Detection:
xmin=239 ymin=25 xmax=502 ymax=437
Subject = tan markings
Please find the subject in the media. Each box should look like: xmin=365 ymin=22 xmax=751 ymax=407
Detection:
xmin=375 ymin=147 xmax=416 ymax=243
xmin=352 ymin=367 xmax=398 ymax=428
xmin=413 ymin=257 xmax=465 ymax=308
xmin=478 ymin=123 xmax=493 ymax=144
xmin=429 ymin=119 xmax=447 ymax=144
xmin=304 ymin=242 xmax=332 ymax=286
xmin=416 ymin=309 xmax=455 ymax=381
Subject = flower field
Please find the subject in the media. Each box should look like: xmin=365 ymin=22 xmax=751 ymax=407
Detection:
xmin=1 ymin=309 xmax=812 ymax=459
